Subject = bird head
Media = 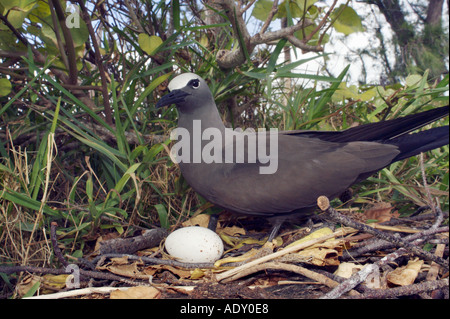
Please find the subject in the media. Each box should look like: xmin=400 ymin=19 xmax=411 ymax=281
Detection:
xmin=155 ymin=73 xmax=212 ymax=112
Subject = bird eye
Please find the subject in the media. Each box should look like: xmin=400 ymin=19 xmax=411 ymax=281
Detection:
xmin=190 ymin=79 xmax=200 ymax=89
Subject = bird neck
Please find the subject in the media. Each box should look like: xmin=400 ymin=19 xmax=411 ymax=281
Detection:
xmin=178 ymin=100 xmax=225 ymax=133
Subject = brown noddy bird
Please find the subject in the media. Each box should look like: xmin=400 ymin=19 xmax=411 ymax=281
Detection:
xmin=156 ymin=73 xmax=449 ymax=240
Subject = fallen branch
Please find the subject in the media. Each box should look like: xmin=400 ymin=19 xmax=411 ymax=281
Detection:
xmin=23 ymin=286 xmax=131 ymax=299
xmin=342 ymin=226 xmax=448 ymax=261
xmin=0 ymin=265 xmax=148 ymax=286
xmin=321 ymin=243 xmax=425 ymax=299
xmin=98 ymin=228 xmax=168 ymax=255
xmin=215 ymin=226 xmax=356 ymax=282
xmin=317 ymin=196 xmax=448 ymax=269
xmin=221 ymin=261 xmax=360 ymax=297
xmin=91 ymin=253 xmax=215 ymax=269
xmin=350 ymin=279 xmax=449 ymax=299
xmin=317 ymin=196 xmax=448 ymax=298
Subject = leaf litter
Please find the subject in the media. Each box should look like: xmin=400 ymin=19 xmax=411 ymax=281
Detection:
xmin=4 ymin=199 xmax=449 ymax=299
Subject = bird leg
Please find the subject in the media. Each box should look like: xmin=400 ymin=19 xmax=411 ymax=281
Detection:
xmin=267 ymin=218 xmax=285 ymax=242
xmin=207 ymin=214 xmax=219 ymax=232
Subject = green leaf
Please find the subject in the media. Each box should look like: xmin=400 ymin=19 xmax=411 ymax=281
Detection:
xmin=133 ymin=72 xmax=171 ymax=112
xmin=331 ymin=5 xmax=364 ymax=35
xmin=0 ymin=187 xmax=60 ymax=217
xmin=86 ymin=174 xmax=93 ymax=201
xmin=275 ymin=54 xmax=327 ymax=73
xmin=22 ymin=281 xmax=40 ymax=298
xmin=28 ymin=0 xmax=51 ymax=23
xmin=172 ymin=0 xmax=180 ymax=31
xmin=405 ymin=74 xmax=424 ymax=88
xmin=295 ymin=0 xmax=318 ymax=11
xmin=138 ymin=33 xmax=163 ymax=55
xmin=251 ymin=0 xmax=275 ymax=21
xmin=114 ymin=163 xmax=141 ymax=194
xmin=0 ymin=0 xmax=36 ymax=29
xmin=0 ymin=77 xmax=12 ymax=96
xmin=41 ymin=15 xmax=89 ymax=48
xmin=277 ymin=0 xmax=303 ymax=19
xmin=154 ymin=204 xmax=170 ymax=229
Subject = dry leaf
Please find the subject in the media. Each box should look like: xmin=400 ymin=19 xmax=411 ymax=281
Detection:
xmin=182 ymin=214 xmax=210 ymax=227
xmin=144 ymin=264 xmax=192 ymax=279
xmin=285 ymin=227 xmax=334 ymax=248
xmin=190 ymin=268 xmax=205 ymax=280
xmin=334 ymin=262 xmax=363 ymax=278
xmin=42 ymin=274 xmax=70 ymax=291
xmin=17 ymin=275 xmax=41 ymax=297
xmin=296 ymin=247 xmax=340 ymax=266
xmin=219 ymin=225 xmax=246 ymax=237
xmin=387 ymin=258 xmax=424 ymax=286
xmin=365 ymin=202 xmax=398 ymax=223
xmin=214 ymin=248 xmax=260 ymax=267
xmin=110 ymin=286 xmax=161 ymax=299
xmin=97 ymin=256 xmax=149 ymax=278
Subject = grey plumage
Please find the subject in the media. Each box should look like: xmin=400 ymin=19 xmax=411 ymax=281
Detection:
xmin=156 ymin=73 xmax=449 ymax=238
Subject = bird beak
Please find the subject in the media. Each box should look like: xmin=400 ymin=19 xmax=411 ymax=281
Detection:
xmin=156 ymin=89 xmax=191 ymax=108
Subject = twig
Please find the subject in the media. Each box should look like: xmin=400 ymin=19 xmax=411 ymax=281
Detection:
xmin=350 ymin=279 xmax=449 ymax=299
xmin=221 ymin=261 xmax=360 ymax=296
xmin=259 ymin=0 xmax=279 ymax=35
xmin=303 ymin=0 xmax=338 ymax=44
xmin=215 ymin=227 xmax=356 ymax=282
xmin=98 ymin=228 xmax=168 ymax=255
xmin=240 ymin=0 xmax=257 ymax=15
xmin=286 ymin=35 xmax=324 ymax=52
xmin=317 ymin=196 xmax=448 ymax=269
xmin=76 ymin=0 xmax=113 ymax=125
xmin=318 ymin=196 xmax=448 ymax=298
xmin=0 ymin=265 xmax=149 ymax=286
xmin=23 ymin=287 xmax=132 ymax=299
xmin=342 ymin=226 xmax=448 ymax=261
xmin=321 ymin=263 xmax=379 ymax=299
xmin=215 ymin=0 xmax=316 ymax=69
xmin=50 ymin=222 xmax=69 ymax=268
xmin=323 ymin=242 xmax=426 ymax=299
xmin=419 ymin=153 xmax=437 ymax=215
xmin=91 ymin=253 xmax=215 ymax=269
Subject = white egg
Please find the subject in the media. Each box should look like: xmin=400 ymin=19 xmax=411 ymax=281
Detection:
xmin=165 ymin=226 xmax=224 ymax=263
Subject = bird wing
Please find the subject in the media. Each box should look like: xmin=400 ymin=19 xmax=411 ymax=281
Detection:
xmin=202 ymin=134 xmax=400 ymax=215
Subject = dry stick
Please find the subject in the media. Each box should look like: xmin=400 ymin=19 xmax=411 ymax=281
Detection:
xmin=317 ymin=196 xmax=448 ymax=299
xmin=215 ymin=227 xmax=356 ymax=282
xmin=343 ymin=226 xmax=448 ymax=261
xmin=259 ymin=0 xmax=279 ymax=35
xmin=50 ymin=222 xmax=69 ymax=268
xmin=92 ymin=253 xmax=215 ymax=269
xmin=0 ymin=265 xmax=149 ymax=286
xmin=23 ymin=287 xmax=132 ymax=299
xmin=317 ymin=196 xmax=448 ymax=269
xmin=420 ymin=243 xmax=447 ymax=299
xmin=98 ymin=228 xmax=168 ymax=255
xmin=322 ymin=244 xmax=421 ymax=299
xmin=426 ymin=244 xmax=446 ymax=281
xmin=222 ymin=261 xmax=360 ymax=297
xmin=350 ymin=278 xmax=449 ymax=299
xmin=342 ymin=205 xmax=446 ymax=260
